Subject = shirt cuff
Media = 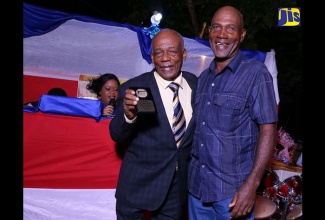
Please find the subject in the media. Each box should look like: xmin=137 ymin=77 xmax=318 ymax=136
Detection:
xmin=124 ymin=114 xmax=137 ymax=123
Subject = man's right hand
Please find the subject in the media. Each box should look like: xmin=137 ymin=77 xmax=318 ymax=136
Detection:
xmin=123 ymin=89 xmax=139 ymax=120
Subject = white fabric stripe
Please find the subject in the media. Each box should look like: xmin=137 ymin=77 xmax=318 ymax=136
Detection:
xmin=23 ymin=188 xmax=116 ymax=220
xmin=264 ymin=49 xmax=280 ymax=104
xmin=24 ymin=19 xmax=278 ymax=105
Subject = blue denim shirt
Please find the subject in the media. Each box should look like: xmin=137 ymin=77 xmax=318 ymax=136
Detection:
xmin=188 ymin=51 xmax=278 ymax=202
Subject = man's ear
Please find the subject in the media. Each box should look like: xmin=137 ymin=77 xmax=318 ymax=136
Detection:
xmin=183 ymin=49 xmax=187 ymax=61
xmin=150 ymin=53 xmax=155 ymax=63
xmin=240 ymin=29 xmax=246 ymax=43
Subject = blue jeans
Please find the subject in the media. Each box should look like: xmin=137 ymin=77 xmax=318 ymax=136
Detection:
xmin=188 ymin=194 xmax=254 ymax=220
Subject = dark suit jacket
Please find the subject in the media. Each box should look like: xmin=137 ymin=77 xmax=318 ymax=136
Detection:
xmin=109 ymin=70 xmax=197 ymax=210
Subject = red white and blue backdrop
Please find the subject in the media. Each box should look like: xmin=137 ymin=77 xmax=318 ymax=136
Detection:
xmin=23 ymin=2 xmax=279 ymax=219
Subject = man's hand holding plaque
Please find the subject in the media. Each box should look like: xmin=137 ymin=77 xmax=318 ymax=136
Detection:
xmin=130 ymin=87 xmax=156 ymax=113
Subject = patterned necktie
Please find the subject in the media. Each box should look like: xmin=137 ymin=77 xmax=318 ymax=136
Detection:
xmin=168 ymin=82 xmax=186 ymax=147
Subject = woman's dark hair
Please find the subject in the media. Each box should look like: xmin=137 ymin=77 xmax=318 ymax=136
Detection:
xmin=86 ymin=73 xmax=120 ymax=97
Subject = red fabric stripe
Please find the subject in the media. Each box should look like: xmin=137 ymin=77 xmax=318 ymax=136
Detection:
xmin=23 ymin=112 xmax=124 ymax=189
xmin=23 ymin=75 xmax=78 ymax=104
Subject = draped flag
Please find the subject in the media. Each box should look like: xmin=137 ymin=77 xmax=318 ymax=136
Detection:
xmin=23 ymin=3 xmax=280 ymax=220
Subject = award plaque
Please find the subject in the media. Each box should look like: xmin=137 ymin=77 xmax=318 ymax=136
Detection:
xmin=130 ymin=87 xmax=156 ymax=113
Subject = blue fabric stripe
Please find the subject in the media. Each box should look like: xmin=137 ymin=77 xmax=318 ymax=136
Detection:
xmin=24 ymin=2 xmax=266 ymax=65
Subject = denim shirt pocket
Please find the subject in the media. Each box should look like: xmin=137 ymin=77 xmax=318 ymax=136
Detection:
xmin=211 ymin=93 xmax=246 ymax=132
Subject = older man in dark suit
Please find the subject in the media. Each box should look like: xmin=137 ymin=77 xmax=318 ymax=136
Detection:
xmin=109 ymin=29 xmax=197 ymax=220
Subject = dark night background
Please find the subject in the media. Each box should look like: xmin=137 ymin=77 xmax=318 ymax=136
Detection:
xmin=23 ymin=0 xmax=303 ymax=143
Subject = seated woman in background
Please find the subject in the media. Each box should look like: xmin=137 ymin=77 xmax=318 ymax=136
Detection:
xmin=86 ymin=73 xmax=120 ymax=117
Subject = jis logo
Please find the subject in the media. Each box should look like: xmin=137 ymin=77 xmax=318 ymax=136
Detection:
xmin=278 ymin=8 xmax=300 ymax=26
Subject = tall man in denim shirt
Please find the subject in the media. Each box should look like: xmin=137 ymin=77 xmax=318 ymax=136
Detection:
xmin=188 ymin=6 xmax=278 ymax=220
